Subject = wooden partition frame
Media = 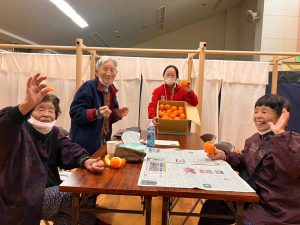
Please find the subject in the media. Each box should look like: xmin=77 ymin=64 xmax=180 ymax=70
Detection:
xmin=1 ymin=40 xmax=300 ymax=134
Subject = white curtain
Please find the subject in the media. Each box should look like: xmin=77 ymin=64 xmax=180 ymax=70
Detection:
xmin=0 ymin=52 xmax=269 ymax=150
xmin=0 ymin=52 xmax=90 ymax=130
xmin=111 ymin=57 xmax=141 ymax=134
xmin=219 ymin=61 xmax=269 ymax=150
xmin=191 ymin=60 xmax=223 ymax=138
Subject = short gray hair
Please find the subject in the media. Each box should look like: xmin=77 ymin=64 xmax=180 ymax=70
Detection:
xmin=95 ymin=56 xmax=118 ymax=70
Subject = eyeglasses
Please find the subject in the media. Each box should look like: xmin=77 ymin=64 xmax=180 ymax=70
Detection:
xmin=101 ymin=68 xmax=116 ymax=74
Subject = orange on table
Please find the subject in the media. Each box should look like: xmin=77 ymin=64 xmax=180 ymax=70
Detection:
xmin=159 ymin=104 xmax=165 ymax=110
xmin=204 ymin=141 xmax=216 ymax=154
xmin=104 ymin=154 xmax=126 ymax=168
xmin=178 ymin=106 xmax=184 ymax=111
xmin=180 ymin=80 xmax=190 ymax=87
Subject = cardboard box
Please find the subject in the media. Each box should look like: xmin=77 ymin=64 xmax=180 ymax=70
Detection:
xmin=156 ymin=100 xmax=201 ymax=135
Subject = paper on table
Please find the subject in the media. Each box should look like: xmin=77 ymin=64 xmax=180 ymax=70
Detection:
xmin=155 ymin=140 xmax=180 ymax=146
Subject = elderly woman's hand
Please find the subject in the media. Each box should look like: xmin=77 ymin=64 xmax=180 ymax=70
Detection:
xmin=116 ymin=107 xmax=129 ymax=118
xmin=19 ymin=73 xmax=53 ymax=115
xmin=207 ymin=149 xmax=226 ymax=161
xmin=83 ymin=157 xmax=105 ymax=174
xmin=98 ymin=106 xmax=112 ymax=118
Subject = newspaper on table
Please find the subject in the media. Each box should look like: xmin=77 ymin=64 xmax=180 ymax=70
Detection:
xmin=138 ymin=147 xmax=255 ymax=193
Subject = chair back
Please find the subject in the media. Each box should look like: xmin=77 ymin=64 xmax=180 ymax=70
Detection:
xmin=214 ymin=142 xmax=235 ymax=152
xmin=200 ymin=133 xmax=217 ymax=143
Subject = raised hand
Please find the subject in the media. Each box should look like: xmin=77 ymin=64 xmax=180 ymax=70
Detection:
xmin=268 ymin=108 xmax=290 ymax=135
xmin=19 ymin=73 xmax=53 ymax=115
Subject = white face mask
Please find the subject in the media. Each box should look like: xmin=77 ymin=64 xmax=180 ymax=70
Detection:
xmin=164 ymin=77 xmax=177 ymax=86
xmin=27 ymin=117 xmax=56 ymax=134
xmin=258 ymin=128 xmax=272 ymax=135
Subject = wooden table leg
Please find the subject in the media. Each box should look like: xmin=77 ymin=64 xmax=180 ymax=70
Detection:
xmin=161 ymin=197 xmax=170 ymax=225
xmin=144 ymin=197 xmax=152 ymax=225
xmin=236 ymin=202 xmax=244 ymax=225
xmin=71 ymin=193 xmax=80 ymax=225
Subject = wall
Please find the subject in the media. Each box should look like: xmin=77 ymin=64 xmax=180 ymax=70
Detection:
xmin=259 ymin=0 xmax=300 ymax=61
xmin=133 ymin=11 xmax=231 ymax=59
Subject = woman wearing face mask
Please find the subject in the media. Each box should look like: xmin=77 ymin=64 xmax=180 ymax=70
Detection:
xmin=0 ymin=73 xmax=104 ymax=225
xmin=148 ymin=65 xmax=198 ymax=124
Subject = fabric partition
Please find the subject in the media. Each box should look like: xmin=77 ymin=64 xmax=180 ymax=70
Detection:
xmin=192 ymin=60 xmax=223 ymax=139
xmin=110 ymin=57 xmax=141 ymax=135
xmin=0 ymin=52 xmax=272 ymax=150
xmin=219 ymin=61 xmax=269 ymax=150
xmin=0 ymin=52 xmax=91 ymax=131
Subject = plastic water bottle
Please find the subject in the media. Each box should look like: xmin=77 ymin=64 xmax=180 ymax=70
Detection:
xmin=147 ymin=121 xmax=156 ymax=147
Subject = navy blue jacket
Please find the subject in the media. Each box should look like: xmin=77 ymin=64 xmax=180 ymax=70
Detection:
xmin=69 ymin=78 xmax=120 ymax=154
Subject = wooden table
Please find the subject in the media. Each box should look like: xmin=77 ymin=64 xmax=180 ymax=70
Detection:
xmin=59 ymin=132 xmax=259 ymax=225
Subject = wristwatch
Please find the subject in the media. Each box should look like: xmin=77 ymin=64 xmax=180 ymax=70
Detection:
xmin=95 ymin=109 xmax=103 ymax=120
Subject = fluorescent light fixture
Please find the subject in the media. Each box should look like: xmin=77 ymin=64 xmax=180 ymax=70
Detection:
xmin=49 ymin=0 xmax=88 ymax=28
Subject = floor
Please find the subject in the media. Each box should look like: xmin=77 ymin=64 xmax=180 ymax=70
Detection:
xmin=40 ymin=196 xmax=202 ymax=225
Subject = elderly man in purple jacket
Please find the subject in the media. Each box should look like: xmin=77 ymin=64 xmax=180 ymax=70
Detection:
xmin=199 ymin=94 xmax=300 ymax=225
xmin=0 ymin=73 xmax=104 ymax=225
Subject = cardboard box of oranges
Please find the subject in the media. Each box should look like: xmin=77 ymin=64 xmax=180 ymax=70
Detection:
xmin=156 ymin=100 xmax=200 ymax=135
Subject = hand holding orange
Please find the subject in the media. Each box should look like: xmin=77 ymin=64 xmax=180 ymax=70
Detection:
xmin=204 ymin=141 xmax=216 ymax=154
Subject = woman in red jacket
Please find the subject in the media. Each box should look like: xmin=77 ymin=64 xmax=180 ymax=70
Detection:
xmin=148 ymin=65 xmax=198 ymax=122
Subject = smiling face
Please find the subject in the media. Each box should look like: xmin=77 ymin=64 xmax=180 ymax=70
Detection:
xmin=96 ymin=60 xmax=118 ymax=85
xmin=253 ymin=106 xmax=279 ymax=132
xmin=31 ymin=101 xmax=56 ymax=123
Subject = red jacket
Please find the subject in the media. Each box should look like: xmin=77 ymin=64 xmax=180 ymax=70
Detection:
xmin=148 ymin=83 xmax=198 ymax=119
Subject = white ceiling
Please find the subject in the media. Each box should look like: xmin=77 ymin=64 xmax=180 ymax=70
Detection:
xmin=0 ymin=0 xmax=243 ymax=48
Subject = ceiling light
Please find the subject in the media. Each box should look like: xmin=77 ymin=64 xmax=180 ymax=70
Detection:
xmin=49 ymin=0 xmax=88 ymax=28
xmin=157 ymin=6 xmax=166 ymax=29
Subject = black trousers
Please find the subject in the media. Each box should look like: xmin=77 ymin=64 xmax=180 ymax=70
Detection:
xmin=198 ymin=200 xmax=236 ymax=225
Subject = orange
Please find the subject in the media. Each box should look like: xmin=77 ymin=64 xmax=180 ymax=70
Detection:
xmin=159 ymin=104 xmax=165 ymax=110
xmin=174 ymin=117 xmax=180 ymax=120
xmin=169 ymin=113 xmax=176 ymax=119
xmin=165 ymin=104 xmax=171 ymax=110
xmin=45 ymin=86 xmax=55 ymax=92
xmin=204 ymin=142 xmax=216 ymax=154
xmin=180 ymin=80 xmax=190 ymax=87
xmin=171 ymin=106 xmax=177 ymax=111
xmin=120 ymin=158 xmax=126 ymax=168
xmin=177 ymin=109 xmax=184 ymax=115
xmin=110 ymin=157 xmax=123 ymax=168
xmin=159 ymin=111 xmax=164 ymax=118
xmin=104 ymin=154 xmax=126 ymax=168
xmin=179 ymin=113 xmax=186 ymax=119
xmin=166 ymin=109 xmax=172 ymax=114
xmin=178 ymin=106 xmax=184 ymax=111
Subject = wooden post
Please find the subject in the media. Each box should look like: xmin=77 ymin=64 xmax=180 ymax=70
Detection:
xmin=90 ymin=50 xmax=96 ymax=80
xmin=187 ymin=53 xmax=193 ymax=81
xmin=197 ymin=42 xmax=206 ymax=135
xmin=76 ymin=38 xmax=83 ymax=90
xmin=271 ymin=56 xmax=279 ymax=94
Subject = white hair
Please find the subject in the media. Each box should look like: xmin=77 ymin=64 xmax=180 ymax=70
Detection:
xmin=95 ymin=56 xmax=118 ymax=70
